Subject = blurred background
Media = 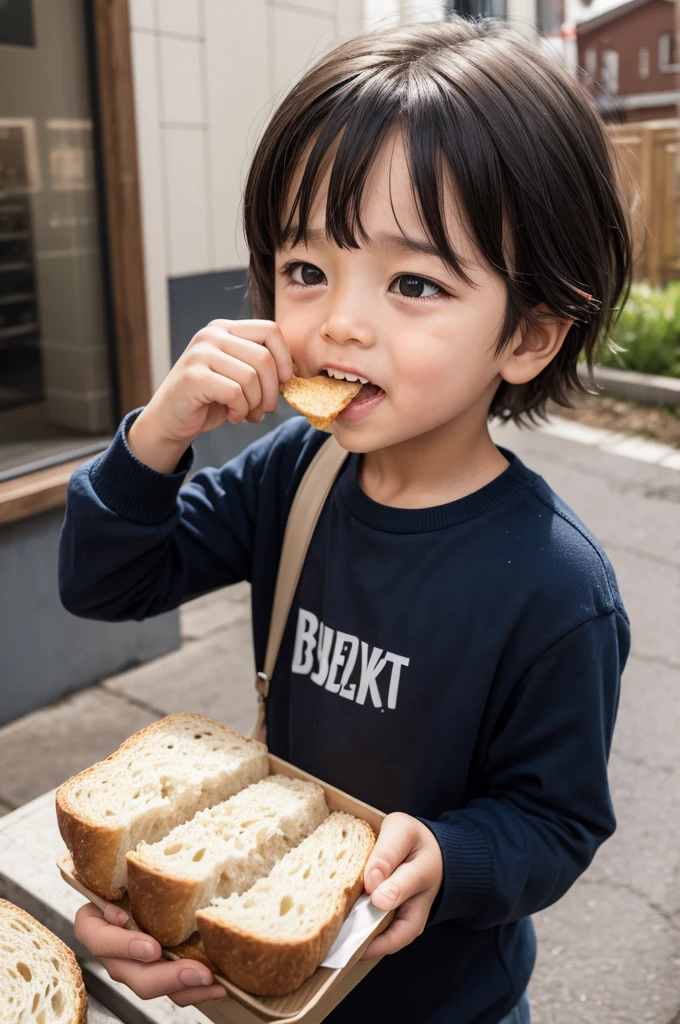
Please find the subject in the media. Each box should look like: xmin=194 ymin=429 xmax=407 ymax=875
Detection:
xmin=0 ymin=3 xmax=678 ymax=1023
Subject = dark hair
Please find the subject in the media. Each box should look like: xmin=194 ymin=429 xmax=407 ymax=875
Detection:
xmin=243 ymin=16 xmax=632 ymax=423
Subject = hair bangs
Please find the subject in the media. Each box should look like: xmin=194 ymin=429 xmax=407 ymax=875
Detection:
xmin=285 ymin=75 xmax=398 ymax=252
xmin=282 ymin=74 xmax=491 ymax=293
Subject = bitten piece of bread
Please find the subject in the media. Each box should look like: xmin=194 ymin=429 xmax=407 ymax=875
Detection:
xmin=196 ymin=811 xmax=376 ymax=996
xmin=56 ymin=713 xmax=269 ymax=900
xmin=0 ymin=899 xmax=87 ymax=1024
xmin=280 ymin=375 xmax=362 ymax=430
xmin=126 ymin=776 xmax=329 ymax=946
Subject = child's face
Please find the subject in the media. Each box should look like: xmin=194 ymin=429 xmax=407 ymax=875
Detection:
xmin=274 ymin=134 xmax=516 ymax=453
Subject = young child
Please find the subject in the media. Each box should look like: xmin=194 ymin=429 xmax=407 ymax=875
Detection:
xmin=59 ymin=16 xmax=631 ymax=1024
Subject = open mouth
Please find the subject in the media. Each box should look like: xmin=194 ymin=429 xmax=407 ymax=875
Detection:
xmin=320 ymin=369 xmax=384 ymax=404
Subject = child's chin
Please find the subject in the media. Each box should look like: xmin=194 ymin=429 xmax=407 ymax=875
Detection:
xmin=330 ymin=421 xmax=395 ymax=454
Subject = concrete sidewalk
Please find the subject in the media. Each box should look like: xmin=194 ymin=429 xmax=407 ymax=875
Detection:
xmin=0 ymin=421 xmax=678 ymax=1023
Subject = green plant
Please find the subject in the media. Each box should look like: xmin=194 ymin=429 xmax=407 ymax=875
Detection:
xmin=597 ymin=282 xmax=680 ymax=377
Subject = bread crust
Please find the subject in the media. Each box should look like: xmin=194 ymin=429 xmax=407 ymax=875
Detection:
xmin=126 ymin=853 xmax=200 ymax=946
xmin=196 ymin=820 xmax=375 ymax=996
xmin=56 ymin=713 xmax=267 ymax=901
xmin=0 ymin=898 xmax=87 ymax=1024
xmin=55 ymin=794 xmax=124 ymax=900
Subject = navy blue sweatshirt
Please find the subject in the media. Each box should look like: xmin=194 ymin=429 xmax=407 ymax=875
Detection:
xmin=59 ymin=411 xmax=629 ymax=1024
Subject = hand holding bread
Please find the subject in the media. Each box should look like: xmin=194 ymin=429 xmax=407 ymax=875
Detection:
xmin=72 ymin=901 xmax=227 ymax=1008
xmin=58 ymin=714 xmax=389 ymax=1007
xmin=361 ymin=812 xmax=443 ymax=960
xmin=127 ymin=319 xmax=293 ymax=473
xmin=123 ymin=314 xmax=364 ymax=476
xmin=57 ymin=715 xmax=442 ymax=1011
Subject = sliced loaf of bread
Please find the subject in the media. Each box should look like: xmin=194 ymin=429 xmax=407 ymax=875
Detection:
xmin=196 ymin=811 xmax=376 ymax=996
xmin=0 ymin=899 xmax=87 ymax=1024
xmin=126 ymin=775 xmax=329 ymax=945
xmin=56 ymin=713 xmax=268 ymax=900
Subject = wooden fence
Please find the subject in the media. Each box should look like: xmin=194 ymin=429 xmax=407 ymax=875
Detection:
xmin=609 ymin=119 xmax=680 ymax=286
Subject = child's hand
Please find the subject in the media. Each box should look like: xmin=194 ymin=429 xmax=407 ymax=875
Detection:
xmin=361 ymin=812 xmax=443 ymax=959
xmin=128 ymin=319 xmax=293 ymax=473
xmin=73 ymin=902 xmax=227 ymax=1007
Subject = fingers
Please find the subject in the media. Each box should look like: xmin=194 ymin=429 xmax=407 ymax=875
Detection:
xmin=204 ymin=336 xmax=278 ymax=414
xmin=74 ymin=903 xmax=162 ymax=963
xmin=74 ymin=903 xmax=226 ymax=1004
xmin=195 ymin=369 xmax=252 ymax=424
xmin=368 ymin=854 xmax=436 ymax=912
xmin=100 ymin=956 xmax=221 ymax=1001
xmin=361 ymin=890 xmax=431 ymax=960
xmin=245 ymin=408 xmax=266 ymax=424
xmin=170 ymin=982 xmax=228 ymax=1006
xmin=205 ymin=347 xmax=264 ymax=412
xmin=102 ymin=903 xmax=129 ymax=927
xmin=364 ymin=813 xmax=422 ymax=897
xmin=207 ymin=319 xmax=293 ymax=384
xmin=185 ymin=320 xmax=289 ymax=424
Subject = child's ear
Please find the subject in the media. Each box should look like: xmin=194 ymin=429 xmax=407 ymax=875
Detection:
xmin=498 ymin=305 xmax=573 ymax=386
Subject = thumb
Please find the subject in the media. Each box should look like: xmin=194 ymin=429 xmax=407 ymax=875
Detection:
xmin=364 ymin=813 xmax=419 ymax=894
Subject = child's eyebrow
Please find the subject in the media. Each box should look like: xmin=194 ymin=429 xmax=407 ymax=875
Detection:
xmin=281 ymin=225 xmax=446 ymax=261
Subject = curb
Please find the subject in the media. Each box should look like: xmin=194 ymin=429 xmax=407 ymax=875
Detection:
xmin=535 ymin=416 xmax=680 ymax=471
xmin=577 ymin=365 xmax=680 ymax=407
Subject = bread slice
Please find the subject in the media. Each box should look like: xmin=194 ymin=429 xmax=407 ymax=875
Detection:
xmin=56 ymin=713 xmax=269 ymax=901
xmin=126 ymin=776 xmax=329 ymax=945
xmin=197 ymin=811 xmax=376 ymax=996
xmin=280 ymin=375 xmax=362 ymax=430
xmin=0 ymin=899 xmax=87 ymax=1024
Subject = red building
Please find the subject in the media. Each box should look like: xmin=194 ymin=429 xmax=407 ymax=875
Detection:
xmin=577 ymin=0 xmax=679 ymax=122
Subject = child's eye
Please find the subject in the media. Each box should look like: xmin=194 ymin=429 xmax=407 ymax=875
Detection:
xmin=390 ymin=274 xmax=443 ymax=299
xmin=287 ymin=262 xmax=326 ymax=287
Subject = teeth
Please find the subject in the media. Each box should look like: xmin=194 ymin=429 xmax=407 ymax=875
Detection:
xmin=324 ymin=369 xmax=370 ymax=385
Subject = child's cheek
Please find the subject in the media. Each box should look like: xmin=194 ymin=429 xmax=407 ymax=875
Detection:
xmin=392 ymin=353 xmax=488 ymax=423
xmin=401 ymin=334 xmax=496 ymax=393
xmin=275 ymin=312 xmax=309 ymax=370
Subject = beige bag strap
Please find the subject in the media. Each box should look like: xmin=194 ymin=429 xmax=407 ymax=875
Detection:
xmin=250 ymin=435 xmax=349 ymax=743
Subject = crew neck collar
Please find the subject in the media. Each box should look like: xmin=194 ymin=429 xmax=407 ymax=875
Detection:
xmin=336 ymin=447 xmax=537 ymax=534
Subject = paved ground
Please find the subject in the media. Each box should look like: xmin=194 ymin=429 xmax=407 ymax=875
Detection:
xmin=0 ymin=421 xmax=678 ymax=1023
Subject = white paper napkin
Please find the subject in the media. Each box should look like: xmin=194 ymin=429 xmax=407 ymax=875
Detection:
xmin=320 ymin=894 xmax=390 ymax=969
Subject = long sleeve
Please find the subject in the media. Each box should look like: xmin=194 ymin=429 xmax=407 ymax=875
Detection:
xmin=58 ymin=409 xmax=316 ymax=623
xmin=421 ymin=609 xmax=629 ymax=929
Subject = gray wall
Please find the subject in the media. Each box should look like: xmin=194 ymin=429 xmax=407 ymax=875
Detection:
xmin=0 ymin=507 xmax=179 ymax=726
xmin=168 ymin=269 xmax=294 ymax=471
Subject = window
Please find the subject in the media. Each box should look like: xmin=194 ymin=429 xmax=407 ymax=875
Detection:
xmin=537 ymin=0 xmax=565 ymax=36
xmin=0 ymin=0 xmax=115 ymax=481
xmin=639 ymin=46 xmax=650 ymax=79
xmin=585 ymin=47 xmax=598 ymax=77
xmin=446 ymin=0 xmax=507 ymax=19
xmin=658 ymin=31 xmax=676 ymax=70
xmin=601 ymin=48 xmax=619 ymax=95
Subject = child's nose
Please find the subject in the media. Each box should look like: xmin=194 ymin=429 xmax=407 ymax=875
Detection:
xmin=319 ymin=307 xmax=376 ymax=348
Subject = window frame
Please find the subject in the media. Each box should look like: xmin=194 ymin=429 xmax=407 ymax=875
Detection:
xmin=638 ymin=45 xmax=650 ymax=79
xmin=0 ymin=0 xmax=150 ymax=523
xmin=658 ymin=30 xmax=675 ymax=71
xmin=600 ymin=47 xmax=620 ymax=96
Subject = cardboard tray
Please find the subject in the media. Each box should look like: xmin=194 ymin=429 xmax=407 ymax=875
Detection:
xmin=58 ymin=753 xmax=394 ymax=1024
